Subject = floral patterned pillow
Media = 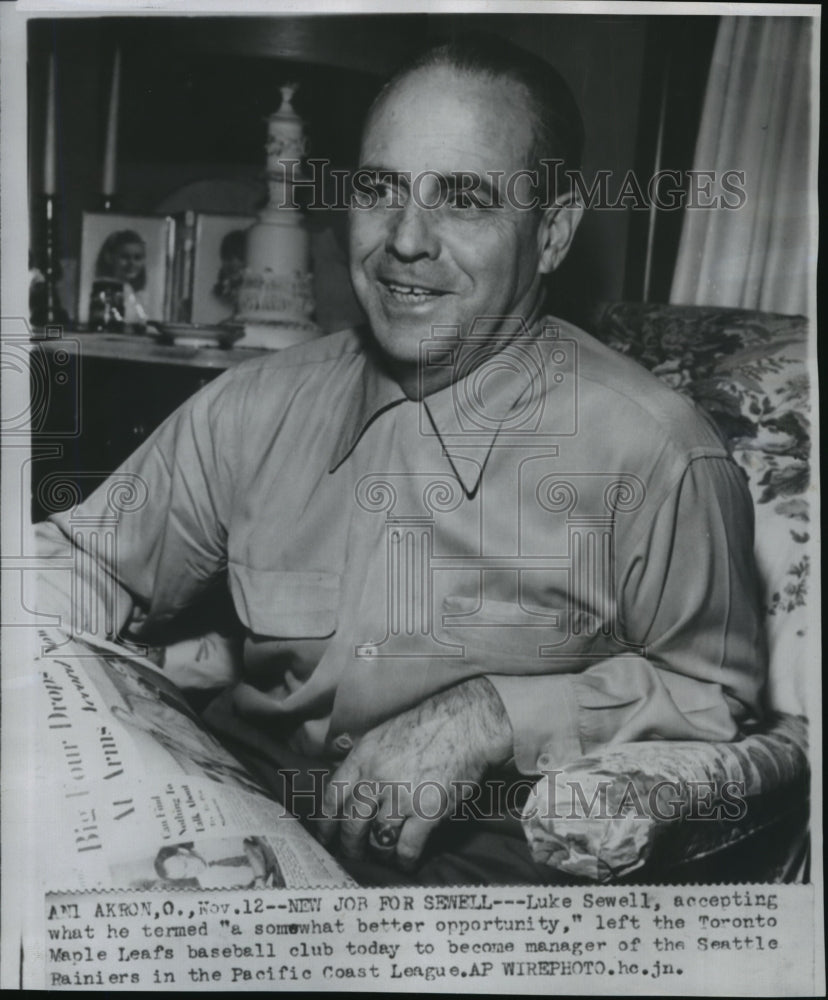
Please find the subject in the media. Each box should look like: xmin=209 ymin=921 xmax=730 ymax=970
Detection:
xmin=525 ymin=713 xmax=808 ymax=881
xmin=592 ymin=303 xmax=810 ymax=716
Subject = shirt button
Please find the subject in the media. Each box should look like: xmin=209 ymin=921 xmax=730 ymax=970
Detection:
xmin=333 ymin=733 xmax=353 ymax=753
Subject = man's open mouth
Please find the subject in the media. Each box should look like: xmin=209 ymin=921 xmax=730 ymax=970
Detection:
xmin=380 ymin=279 xmax=448 ymax=304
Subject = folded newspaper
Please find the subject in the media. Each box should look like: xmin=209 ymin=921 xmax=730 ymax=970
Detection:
xmin=34 ymin=628 xmax=354 ymax=891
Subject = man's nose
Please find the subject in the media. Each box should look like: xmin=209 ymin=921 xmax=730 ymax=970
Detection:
xmin=385 ymin=200 xmax=440 ymax=261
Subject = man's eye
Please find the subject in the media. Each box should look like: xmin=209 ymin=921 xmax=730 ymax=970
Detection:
xmin=447 ymin=190 xmax=487 ymax=211
xmin=374 ymin=181 xmax=400 ymax=203
xmin=352 ymin=174 xmax=406 ymax=209
xmin=364 ymin=178 xmax=388 ymax=198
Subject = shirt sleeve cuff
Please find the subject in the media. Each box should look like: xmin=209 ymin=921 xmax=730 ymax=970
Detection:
xmin=485 ymin=673 xmax=583 ymax=774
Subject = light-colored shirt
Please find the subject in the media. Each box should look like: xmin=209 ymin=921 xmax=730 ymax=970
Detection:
xmin=38 ymin=318 xmax=767 ymax=775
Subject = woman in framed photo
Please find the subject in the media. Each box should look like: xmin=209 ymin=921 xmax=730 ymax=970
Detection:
xmin=78 ymin=212 xmax=173 ymax=329
xmin=94 ymin=229 xmax=149 ymax=328
xmin=95 ymin=229 xmax=148 ymax=291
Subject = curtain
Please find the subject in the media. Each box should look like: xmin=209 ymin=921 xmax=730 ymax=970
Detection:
xmin=670 ymin=17 xmax=813 ymax=316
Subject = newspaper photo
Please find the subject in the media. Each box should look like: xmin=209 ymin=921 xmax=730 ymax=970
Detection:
xmin=34 ymin=629 xmax=353 ymax=893
xmin=1 ymin=0 xmax=823 ymax=994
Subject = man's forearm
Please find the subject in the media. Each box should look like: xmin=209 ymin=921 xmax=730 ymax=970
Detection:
xmin=446 ymin=676 xmax=514 ymax=769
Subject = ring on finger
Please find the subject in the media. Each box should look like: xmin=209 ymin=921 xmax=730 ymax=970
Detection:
xmin=369 ymin=820 xmax=402 ymax=850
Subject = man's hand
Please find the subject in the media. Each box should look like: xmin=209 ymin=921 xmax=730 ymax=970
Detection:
xmin=316 ymin=677 xmax=513 ymax=870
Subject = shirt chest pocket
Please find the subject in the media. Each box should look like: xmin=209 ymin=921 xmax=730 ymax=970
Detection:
xmin=228 ymin=564 xmax=340 ymax=639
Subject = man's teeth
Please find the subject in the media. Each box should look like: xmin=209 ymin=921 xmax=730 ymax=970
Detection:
xmin=385 ymin=282 xmax=440 ymax=299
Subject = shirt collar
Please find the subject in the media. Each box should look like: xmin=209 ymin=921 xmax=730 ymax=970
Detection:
xmin=329 ymin=320 xmax=548 ymax=497
xmin=328 ymin=336 xmax=408 ymax=473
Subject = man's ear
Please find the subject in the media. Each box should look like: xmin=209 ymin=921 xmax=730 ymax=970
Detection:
xmin=536 ymin=191 xmax=584 ymax=274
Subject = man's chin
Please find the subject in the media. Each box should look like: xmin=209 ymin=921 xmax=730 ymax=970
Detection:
xmin=370 ymin=332 xmax=429 ymax=371
xmin=368 ymin=315 xmax=448 ymax=364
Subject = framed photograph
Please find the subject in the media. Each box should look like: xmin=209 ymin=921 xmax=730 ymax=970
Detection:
xmin=77 ymin=211 xmax=174 ymax=327
xmin=190 ymin=213 xmax=256 ymax=325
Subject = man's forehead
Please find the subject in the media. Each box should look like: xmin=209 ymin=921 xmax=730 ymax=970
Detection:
xmin=360 ymin=65 xmax=534 ymax=175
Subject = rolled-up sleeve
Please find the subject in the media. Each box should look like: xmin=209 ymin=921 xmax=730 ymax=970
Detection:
xmin=488 ymin=454 xmax=768 ymax=774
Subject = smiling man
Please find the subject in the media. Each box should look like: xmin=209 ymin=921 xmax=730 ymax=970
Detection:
xmin=37 ymin=35 xmax=766 ymax=885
